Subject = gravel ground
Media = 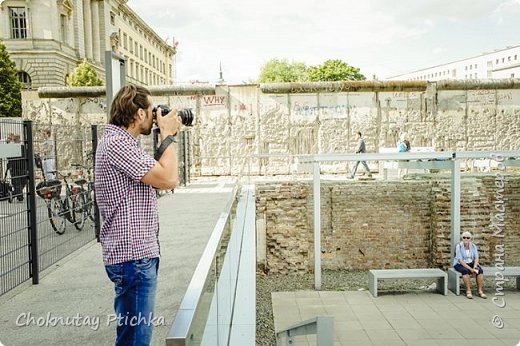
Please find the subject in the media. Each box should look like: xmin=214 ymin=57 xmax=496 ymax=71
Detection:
xmin=255 ymin=270 xmax=514 ymax=346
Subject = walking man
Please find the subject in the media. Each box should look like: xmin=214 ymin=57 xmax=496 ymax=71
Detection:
xmin=95 ymin=85 xmax=182 ymax=346
xmin=349 ymin=131 xmax=372 ymax=179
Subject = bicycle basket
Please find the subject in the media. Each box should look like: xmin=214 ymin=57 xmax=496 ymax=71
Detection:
xmin=36 ymin=179 xmax=62 ymax=199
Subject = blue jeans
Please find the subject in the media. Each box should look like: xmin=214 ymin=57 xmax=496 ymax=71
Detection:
xmin=105 ymin=257 xmax=159 ymax=346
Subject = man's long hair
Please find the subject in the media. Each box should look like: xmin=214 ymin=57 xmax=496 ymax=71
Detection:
xmin=109 ymin=85 xmax=151 ymax=128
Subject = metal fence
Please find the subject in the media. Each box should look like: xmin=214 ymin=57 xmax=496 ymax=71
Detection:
xmin=0 ymin=119 xmax=31 ymax=296
xmin=1 ymin=120 xmax=98 ymax=297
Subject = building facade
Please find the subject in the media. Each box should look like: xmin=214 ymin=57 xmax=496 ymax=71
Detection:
xmin=388 ymin=45 xmax=520 ymax=81
xmin=0 ymin=0 xmax=175 ymax=89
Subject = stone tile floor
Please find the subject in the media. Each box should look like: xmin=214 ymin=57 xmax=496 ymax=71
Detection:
xmin=273 ymin=290 xmax=520 ymax=346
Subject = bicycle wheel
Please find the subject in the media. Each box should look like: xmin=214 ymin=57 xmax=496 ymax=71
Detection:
xmin=62 ymin=195 xmax=76 ymax=224
xmin=48 ymin=199 xmax=66 ymax=235
xmin=73 ymin=192 xmax=88 ymax=231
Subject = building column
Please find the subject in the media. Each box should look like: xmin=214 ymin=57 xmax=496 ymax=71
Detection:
xmin=91 ymin=0 xmax=100 ymax=62
xmin=83 ymin=0 xmax=93 ymax=60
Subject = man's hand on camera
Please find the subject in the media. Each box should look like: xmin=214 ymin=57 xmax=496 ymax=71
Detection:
xmin=156 ymin=107 xmax=182 ymax=141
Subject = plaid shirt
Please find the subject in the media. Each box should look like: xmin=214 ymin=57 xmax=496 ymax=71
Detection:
xmin=95 ymin=125 xmax=159 ymax=265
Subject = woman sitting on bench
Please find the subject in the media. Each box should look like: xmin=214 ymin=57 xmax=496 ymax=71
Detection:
xmin=453 ymin=231 xmax=487 ymax=299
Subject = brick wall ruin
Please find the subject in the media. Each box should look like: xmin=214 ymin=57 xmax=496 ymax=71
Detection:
xmin=255 ymin=175 xmax=520 ymax=273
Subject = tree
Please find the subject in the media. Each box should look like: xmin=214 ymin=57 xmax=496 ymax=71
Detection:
xmin=0 ymin=41 xmax=22 ymax=117
xmin=308 ymin=59 xmax=366 ymax=81
xmin=66 ymin=59 xmax=103 ymax=86
xmin=258 ymin=59 xmax=308 ymax=83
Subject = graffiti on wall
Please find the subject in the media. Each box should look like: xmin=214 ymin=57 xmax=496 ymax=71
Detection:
xmin=202 ymin=95 xmax=226 ymax=106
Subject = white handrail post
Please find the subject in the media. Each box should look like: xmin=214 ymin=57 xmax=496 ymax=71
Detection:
xmin=313 ymin=161 xmax=321 ymax=290
xmin=451 ymin=159 xmax=461 ymax=257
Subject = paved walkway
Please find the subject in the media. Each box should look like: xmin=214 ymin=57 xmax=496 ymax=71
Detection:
xmin=0 ymin=177 xmax=236 ymax=346
xmin=273 ymin=289 xmax=520 ymax=346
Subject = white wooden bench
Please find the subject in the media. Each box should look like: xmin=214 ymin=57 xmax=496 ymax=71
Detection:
xmin=378 ymin=146 xmax=435 ymax=179
xmin=368 ymin=269 xmax=448 ymax=297
xmin=448 ymin=266 xmax=520 ymax=295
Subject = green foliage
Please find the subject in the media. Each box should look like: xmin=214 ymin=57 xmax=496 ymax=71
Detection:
xmin=258 ymin=58 xmax=366 ymax=83
xmin=257 ymin=59 xmax=309 ymax=83
xmin=0 ymin=41 xmax=22 ymax=117
xmin=308 ymin=59 xmax=366 ymax=81
xmin=66 ymin=59 xmax=103 ymax=86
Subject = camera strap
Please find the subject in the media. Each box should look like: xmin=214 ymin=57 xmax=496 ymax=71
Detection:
xmin=154 ymin=135 xmax=178 ymax=161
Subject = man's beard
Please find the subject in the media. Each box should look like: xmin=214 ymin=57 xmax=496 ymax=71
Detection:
xmin=141 ymin=125 xmax=152 ymax=136
xmin=140 ymin=115 xmax=153 ymax=135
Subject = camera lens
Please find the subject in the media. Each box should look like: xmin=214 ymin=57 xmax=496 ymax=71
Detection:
xmin=178 ymin=109 xmax=194 ymax=126
xmin=153 ymin=105 xmax=194 ymax=127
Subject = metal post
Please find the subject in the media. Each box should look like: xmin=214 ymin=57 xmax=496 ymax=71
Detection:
xmin=105 ymin=50 xmax=126 ymax=122
xmin=24 ymin=120 xmax=39 ymax=284
xmin=316 ymin=316 xmax=335 ymax=346
xmin=184 ymin=132 xmax=188 ymax=185
xmin=313 ymin=161 xmax=321 ymax=290
xmin=91 ymin=125 xmax=101 ymax=242
xmin=450 ymin=159 xmax=461 ymax=257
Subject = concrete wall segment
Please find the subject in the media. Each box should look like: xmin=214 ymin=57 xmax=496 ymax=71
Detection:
xmin=23 ymin=80 xmax=520 ymax=176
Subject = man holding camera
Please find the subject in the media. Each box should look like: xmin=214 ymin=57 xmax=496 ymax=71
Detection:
xmin=95 ymin=85 xmax=181 ymax=346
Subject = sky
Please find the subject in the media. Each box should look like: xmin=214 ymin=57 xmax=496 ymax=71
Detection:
xmin=127 ymin=0 xmax=520 ymax=84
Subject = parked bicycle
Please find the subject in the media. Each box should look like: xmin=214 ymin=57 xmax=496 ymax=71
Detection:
xmin=71 ymin=158 xmax=95 ymax=222
xmin=35 ymin=155 xmax=91 ymax=234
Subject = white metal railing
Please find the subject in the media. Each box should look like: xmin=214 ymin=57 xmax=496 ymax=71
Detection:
xmin=166 ymin=185 xmax=238 ymax=345
xmin=198 ymin=151 xmax=520 ymax=179
xmin=299 ymin=150 xmax=520 ymax=289
xmin=166 ymin=184 xmax=256 ymax=346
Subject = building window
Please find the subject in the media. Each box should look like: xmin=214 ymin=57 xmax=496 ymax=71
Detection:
xmin=469 ymin=65 xmax=472 ymax=70
xmin=465 ymin=66 xmax=468 ymax=71
xmin=508 ymin=56 xmax=511 ymax=61
xmin=512 ymin=73 xmax=515 ymax=78
xmin=502 ymin=58 xmax=505 ymax=63
xmin=129 ymin=38 xmax=133 ymax=53
xmin=17 ymin=71 xmax=31 ymax=89
xmin=515 ymin=55 xmax=518 ymax=60
xmin=123 ymin=33 xmax=127 ymax=49
xmin=110 ymin=12 xmax=115 ymax=25
xmin=60 ymin=15 xmax=67 ymax=43
xmin=9 ymin=7 xmax=27 ymax=39
xmin=474 ymin=64 xmax=477 ymax=68
xmin=496 ymin=59 xmax=499 ymax=64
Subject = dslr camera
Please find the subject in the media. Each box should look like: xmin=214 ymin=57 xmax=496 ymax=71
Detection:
xmin=152 ymin=104 xmax=194 ymax=126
